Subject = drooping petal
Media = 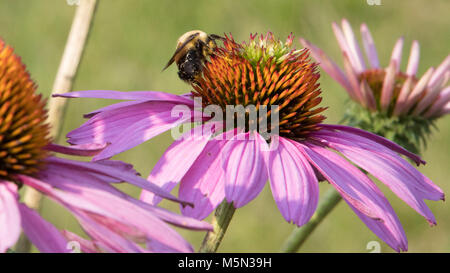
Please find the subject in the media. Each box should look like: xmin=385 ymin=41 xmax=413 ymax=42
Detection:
xmin=298 ymin=143 xmax=382 ymax=218
xmin=43 ymin=156 xmax=185 ymax=204
xmin=360 ymin=23 xmax=380 ymax=68
xmin=69 ymin=208 xmax=148 ymax=253
xmin=298 ymin=143 xmax=407 ymax=249
xmin=61 ymin=230 xmax=99 ymax=253
xmin=179 ymin=138 xmax=228 ymax=220
xmin=53 ymin=90 xmax=194 ymax=105
xmin=345 ymin=200 xmax=407 ymax=252
xmin=18 ymin=203 xmax=68 ymax=253
xmin=222 ymin=132 xmax=269 ymax=208
xmin=38 ymin=159 xmax=212 ymax=231
xmin=314 ymin=130 xmax=443 ymax=225
xmin=140 ymin=124 xmax=215 ymax=206
xmin=319 ymin=124 xmax=425 ymax=165
xmin=19 ymin=174 xmax=194 ymax=252
xmin=267 ymin=136 xmax=319 ymax=226
xmin=0 ymin=182 xmax=21 ymax=253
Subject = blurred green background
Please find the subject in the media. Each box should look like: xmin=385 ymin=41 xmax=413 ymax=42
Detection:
xmin=1 ymin=0 xmax=449 ymax=252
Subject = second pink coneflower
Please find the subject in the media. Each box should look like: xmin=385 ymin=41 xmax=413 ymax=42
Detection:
xmin=300 ymin=19 xmax=449 ymax=153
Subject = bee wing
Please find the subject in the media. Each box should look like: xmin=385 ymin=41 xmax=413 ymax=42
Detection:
xmin=209 ymin=34 xmax=226 ymax=41
xmin=162 ymin=33 xmax=200 ymax=71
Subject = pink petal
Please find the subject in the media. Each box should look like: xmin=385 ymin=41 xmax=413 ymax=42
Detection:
xmin=342 ymin=52 xmax=365 ymax=105
xmin=319 ymin=124 xmax=425 ymax=165
xmin=92 ymin=108 xmax=200 ymax=161
xmin=43 ymin=157 xmax=185 ymax=204
xmin=439 ymin=101 xmax=450 ymax=115
xmin=414 ymin=56 xmax=450 ymax=115
xmin=222 ymin=132 xmax=269 ymax=208
xmin=19 ymin=174 xmax=193 ymax=252
xmin=298 ymin=143 xmax=407 ymax=250
xmin=140 ymin=125 xmax=213 ymax=206
xmin=61 ymin=230 xmax=99 ymax=253
xmin=393 ymin=76 xmax=414 ymax=116
xmin=179 ymin=138 xmax=228 ymax=220
xmin=427 ymin=55 xmax=450 ymax=90
xmin=360 ymin=79 xmax=377 ymax=111
xmin=341 ymin=19 xmax=366 ymax=73
xmin=0 ymin=182 xmax=21 ymax=253
xmin=45 ymin=143 xmax=107 ymax=156
xmin=406 ymin=41 xmax=420 ymax=76
xmin=403 ymin=67 xmax=435 ymax=113
xmin=346 ymin=200 xmax=407 ymax=252
xmin=360 ymin=23 xmax=380 ymax=68
xmin=380 ymin=59 xmax=398 ymax=111
xmin=315 ymin=130 xmax=443 ymax=225
xmin=390 ymin=38 xmax=404 ymax=73
xmin=332 ymin=22 xmax=353 ymax=64
xmin=69 ymin=209 xmax=148 ymax=253
xmin=299 ymin=38 xmax=354 ymax=99
xmin=84 ymin=101 xmax=152 ymax=118
xmin=53 ymin=90 xmax=194 ymax=105
xmin=424 ymin=86 xmax=450 ymax=118
xmin=67 ymin=101 xmax=190 ymax=146
xmin=267 ymin=137 xmax=319 ymax=226
xmin=298 ymin=143 xmax=382 ymax=219
xmin=38 ymin=162 xmax=212 ymax=231
xmin=18 ymin=203 xmax=68 ymax=253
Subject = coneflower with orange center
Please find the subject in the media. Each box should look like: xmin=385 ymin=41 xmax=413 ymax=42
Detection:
xmin=57 ymin=33 xmax=443 ymax=252
xmin=0 ymin=42 xmax=50 ymax=181
xmin=193 ymin=33 xmax=326 ymax=139
xmin=0 ymin=40 xmax=212 ymax=253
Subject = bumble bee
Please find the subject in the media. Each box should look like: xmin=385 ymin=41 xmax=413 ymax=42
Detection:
xmin=163 ymin=30 xmax=224 ymax=83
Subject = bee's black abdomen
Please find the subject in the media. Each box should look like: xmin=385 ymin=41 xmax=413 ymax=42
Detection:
xmin=177 ymin=49 xmax=203 ymax=83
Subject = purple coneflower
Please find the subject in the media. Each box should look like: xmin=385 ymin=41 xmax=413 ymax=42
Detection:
xmin=300 ymin=19 xmax=449 ymax=153
xmin=0 ymin=40 xmax=211 ymax=253
xmin=56 ymin=33 xmax=444 ymax=251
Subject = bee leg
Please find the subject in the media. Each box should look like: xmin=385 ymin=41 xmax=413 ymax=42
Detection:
xmin=197 ymin=39 xmax=215 ymax=57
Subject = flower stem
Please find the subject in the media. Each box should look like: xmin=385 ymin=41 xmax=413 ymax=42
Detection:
xmin=199 ymin=200 xmax=236 ymax=253
xmin=279 ymin=188 xmax=342 ymax=252
xmin=16 ymin=0 xmax=98 ymax=253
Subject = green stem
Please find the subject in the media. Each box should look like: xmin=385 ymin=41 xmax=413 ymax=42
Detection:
xmin=199 ymin=200 xmax=236 ymax=253
xmin=280 ymin=188 xmax=342 ymax=252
